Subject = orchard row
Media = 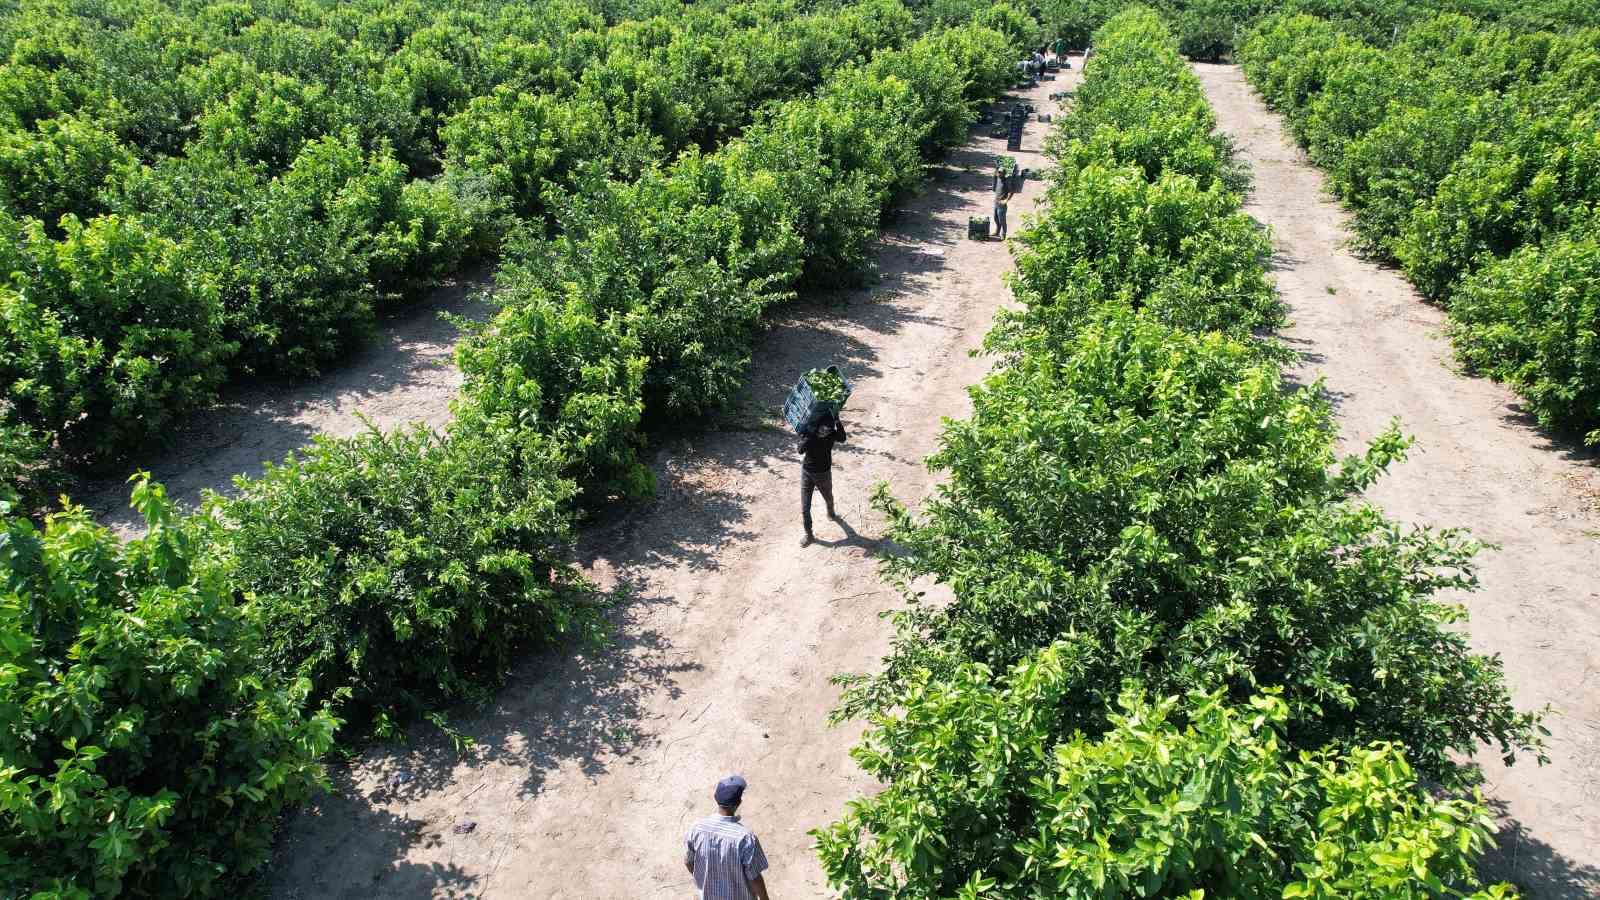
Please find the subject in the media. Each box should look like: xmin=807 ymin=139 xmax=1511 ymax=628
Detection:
xmin=815 ymin=10 xmax=1539 ymax=897
xmin=1242 ymin=10 xmax=1600 ymax=445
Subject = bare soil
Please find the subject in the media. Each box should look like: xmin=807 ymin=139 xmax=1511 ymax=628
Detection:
xmin=81 ymin=269 xmax=493 ymax=536
xmin=264 ymin=74 xmax=1074 ymax=898
xmin=1195 ymin=62 xmax=1600 ymax=899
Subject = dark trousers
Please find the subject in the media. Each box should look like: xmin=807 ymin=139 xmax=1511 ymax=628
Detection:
xmin=801 ymin=467 xmax=834 ymax=532
xmin=993 ymin=203 xmax=1008 ymax=238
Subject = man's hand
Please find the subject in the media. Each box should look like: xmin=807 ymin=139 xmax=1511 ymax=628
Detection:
xmin=749 ymin=874 xmax=771 ymax=900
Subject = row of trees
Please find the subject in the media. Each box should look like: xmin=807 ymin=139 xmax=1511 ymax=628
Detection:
xmin=0 ymin=0 xmax=929 ymax=505
xmin=1006 ymin=0 xmax=1600 ymax=70
xmin=815 ymin=10 xmax=1541 ymax=896
xmin=1 ymin=0 xmax=1031 ymax=893
xmin=1241 ymin=11 xmax=1600 ymax=444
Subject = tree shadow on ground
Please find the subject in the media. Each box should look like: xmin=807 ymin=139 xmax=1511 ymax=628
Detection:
xmin=1497 ymin=403 xmax=1600 ymax=468
xmin=811 ymin=512 xmax=883 ymax=553
xmin=1279 ymin=367 xmax=1355 ymax=414
xmin=269 ymin=582 xmax=696 ymax=897
xmin=1478 ymin=796 xmax=1600 ymax=899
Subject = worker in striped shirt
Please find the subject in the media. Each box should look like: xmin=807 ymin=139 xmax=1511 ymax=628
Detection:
xmin=683 ymin=775 xmax=772 ymax=900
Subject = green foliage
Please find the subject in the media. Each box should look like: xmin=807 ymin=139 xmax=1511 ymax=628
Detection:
xmin=1171 ymin=0 xmax=1263 ymax=61
xmin=453 ymin=237 xmax=654 ymax=499
xmin=0 ymin=478 xmax=336 ymax=897
xmin=0 ymin=113 xmax=132 ymax=227
xmin=1450 ymin=219 xmax=1600 ymax=444
xmin=973 ymin=0 xmax=1038 ymax=51
xmin=926 ymin=17 xmax=1018 ymax=102
xmin=818 ymin=10 xmax=1536 ymax=896
xmin=861 ymin=307 xmax=1537 ymax=776
xmin=217 ymin=135 xmax=427 ymax=373
xmin=1240 ymin=8 xmax=1600 ymax=440
xmin=1036 ymin=0 xmax=1127 ymax=49
xmin=1045 ymin=9 xmax=1244 ymax=190
xmin=0 ymin=211 xmax=228 ymax=459
xmin=0 ymin=420 xmax=60 ymax=515
xmin=805 ymin=368 xmax=848 ymax=404
xmin=441 ymin=89 xmax=612 ymax=219
xmin=819 ymin=661 xmax=1516 ymax=899
xmin=203 ymin=422 xmax=604 ymax=725
xmin=1011 ymin=12 xmax=1276 ymax=351
xmin=1005 ymin=165 xmax=1277 ymax=344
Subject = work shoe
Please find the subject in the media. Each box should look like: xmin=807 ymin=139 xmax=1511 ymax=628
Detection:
xmin=801 ymin=532 xmax=814 ymax=548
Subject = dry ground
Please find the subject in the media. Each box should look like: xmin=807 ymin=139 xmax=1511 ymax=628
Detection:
xmin=262 ymin=73 xmax=1075 ymax=898
xmin=1195 ymin=61 xmax=1600 ymax=900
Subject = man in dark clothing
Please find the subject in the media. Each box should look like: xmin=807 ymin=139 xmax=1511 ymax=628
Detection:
xmin=798 ymin=414 xmax=845 ymax=547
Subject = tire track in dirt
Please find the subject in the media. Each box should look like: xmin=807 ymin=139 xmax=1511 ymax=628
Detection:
xmin=265 ymin=71 xmax=1078 ymax=898
xmin=1195 ymin=62 xmax=1600 ymax=899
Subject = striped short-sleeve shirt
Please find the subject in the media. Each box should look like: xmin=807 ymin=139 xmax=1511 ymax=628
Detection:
xmin=684 ymin=815 xmax=768 ymax=900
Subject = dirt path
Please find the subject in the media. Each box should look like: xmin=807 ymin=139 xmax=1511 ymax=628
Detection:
xmin=81 ymin=271 xmax=492 ymax=537
xmin=1194 ymin=62 xmax=1600 ymax=899
xmin=265 ymin=73 xmax=1074 ymax=898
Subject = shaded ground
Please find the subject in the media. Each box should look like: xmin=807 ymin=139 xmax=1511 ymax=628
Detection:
xmin=82 ymin=268 xmax=493 ymax=535
xmin=265 ymin=73 xmax=1076 ymax=898
xmin=1195 ymin=62 xmax=1600 ymax=899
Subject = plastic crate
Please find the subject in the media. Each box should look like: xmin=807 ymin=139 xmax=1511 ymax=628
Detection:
xmin=968 ymin=216 xmax=990 ymax=240
xmin=783 ymin=365 xmax=853 ymax=433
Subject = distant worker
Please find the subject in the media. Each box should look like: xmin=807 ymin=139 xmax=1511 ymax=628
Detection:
xmin=993 ymin=162 xmax=1012 ymax=240
xmin=684 ymin=775 xmax=772 ymax=900
xmin=798 ymin=412 xmax=846 ymax=547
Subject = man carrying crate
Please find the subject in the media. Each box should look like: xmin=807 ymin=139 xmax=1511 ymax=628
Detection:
xmin=793 ymin=409 xmax=844 ymax=544
xmin=798 ymin=413 xmax=846 ymax=547
xmin=785 ymin=366 xmax=852 ymax=547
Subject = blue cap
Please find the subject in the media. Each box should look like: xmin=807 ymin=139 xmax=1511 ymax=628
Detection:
xmin=714 ymin=775 xmax=747 ymax=807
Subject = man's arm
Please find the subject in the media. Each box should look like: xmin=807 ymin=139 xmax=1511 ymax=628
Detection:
xmin=834 ymin=417 xmax=847 ymax=444
xmin=743 ymin=835 xmax=771 ymax=897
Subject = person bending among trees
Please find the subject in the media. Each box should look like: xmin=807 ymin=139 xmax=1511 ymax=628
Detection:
xmin=799 ymin=412 xmax=846 ymax=547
